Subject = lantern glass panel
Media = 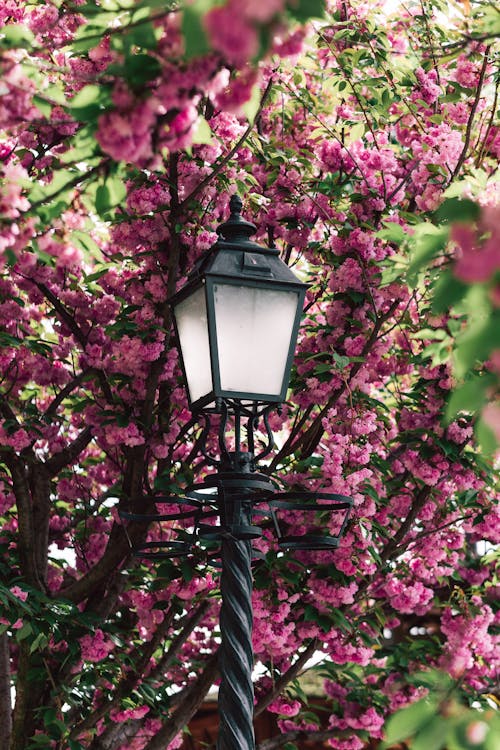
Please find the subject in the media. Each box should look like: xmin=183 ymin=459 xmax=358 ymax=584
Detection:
xmin=174 ymin=286 xmax=213 ymax=404
xmin=213 ymin=283 xmax=300 ymax=397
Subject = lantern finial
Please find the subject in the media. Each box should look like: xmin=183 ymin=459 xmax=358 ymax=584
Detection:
xmin=217 ymin=193 xmax=257 ymax=242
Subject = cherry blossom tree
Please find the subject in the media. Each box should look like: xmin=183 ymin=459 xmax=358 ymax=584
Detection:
xmin=0 ymin=2 xmax=499 ymax=750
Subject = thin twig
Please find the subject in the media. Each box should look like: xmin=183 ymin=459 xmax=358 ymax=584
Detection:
xmin=178 ymin=78 xmax=274 ymax=211
xmin=451 ymin=46 xmax=491 ymax=180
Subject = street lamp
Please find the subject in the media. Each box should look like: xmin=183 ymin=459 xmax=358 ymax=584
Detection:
xmin=121 ymin=195 xmax=352 ymax=750
xmin=170 ymin=194 xmax=307 ymax=412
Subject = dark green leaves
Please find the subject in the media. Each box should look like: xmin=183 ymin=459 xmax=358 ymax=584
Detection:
xmin=95 ymin=173 xmax=127 ymax=217
xmin=181 ymin=0 xmax=211 ymax=59
xmin=383 ymin=698 xmax=438 ymax=746
xmin=376 ymin=222 xmax=407 ymax=245
xmin=0 ymin=23 xmax=35 ymax=48
xmin=446 ymin=374 xmax=496 ymax=423
xmin=433 ymin=197 xmax=480 ymax=225
xmin=68 ymin=84 xmax=112 ymax=122
xmin=288 ymin=0 xmax=326 ymax=22
xmin=124 ymin=53 xmax=161 ymax=86
xmin=407 ymin=223 xmax=449 ymax=286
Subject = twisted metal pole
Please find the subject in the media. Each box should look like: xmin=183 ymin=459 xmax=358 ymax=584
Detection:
xmin=217 ymin=479 xmax=255 ymax=750
xmin=217 ymin=535 xmax=255 ymax=750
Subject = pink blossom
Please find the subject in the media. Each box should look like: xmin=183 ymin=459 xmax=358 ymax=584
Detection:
xmin=268 ymin=697 xmax=301 ymax=716
xmin=0 ymin=426 xmax=32 ymax=452
xmin=96 ymin=102 xmax=156 ymax=165
xmin=79 ymin=628 xmax=115 ymax=663
xmin=347 ymin=707 xmax=385 ymax=736
xmin=10 ymin=585 xmax=28 ymax=601
xmin=28 ymin=4 xmax=59 ymax=34
xmin=452 ymin=205 xmax=500 ymax=283
xmin=447 ymin=422 xmax=473 ymax=444
xmin=453 ymin=55 xmax=480 ymax=88
xmin=328 ymin=736 xmax=364 ymax=750
xmin=110 ymin=706 xmax=150 ymax=722
xmin=466 ymin=721 xmax=489 ymax=744
xmin=439 ymin=603 xmax=496 ymax=679
xmin=414 ymin=67 xmax=441 ymax=105
xmin=238 ymin=0 xmax=284 ymax=22
xmin=385 ymin=577 xmax=434 ymax=615
xmin=167 ymin=733 xmax=184 ymax=750
xmin=204 ymin=3 xmax=259 ymax=66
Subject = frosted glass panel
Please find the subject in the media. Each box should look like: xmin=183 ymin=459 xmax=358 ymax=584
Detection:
xmin=174 ymin=286 xmax=212 ymax=404
xmin=214 ymin=284 xmax=299 ymax=396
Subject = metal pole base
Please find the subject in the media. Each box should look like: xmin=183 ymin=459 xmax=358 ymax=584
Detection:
xmin=217 ymin=538 xmax=255 ymax=750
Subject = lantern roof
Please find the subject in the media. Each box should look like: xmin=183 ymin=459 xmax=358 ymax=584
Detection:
xmin=171 ymin=195 xmax=306 ymax=305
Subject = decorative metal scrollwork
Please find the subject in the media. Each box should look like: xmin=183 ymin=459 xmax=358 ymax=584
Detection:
xmin=119 ymin=402 xmax=353 ymax=561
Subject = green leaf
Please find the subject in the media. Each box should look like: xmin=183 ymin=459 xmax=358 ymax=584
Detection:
xmin=413 ymin=328 xmax=448 ymax=341
xmin=181 ymin=1 xmax=211 ymax=59
xmin=30 ymin=632 xmax=49 ymax=654
xmin=191 ymin=117 xmax=212 ymax=145
xmin=70 ymin=85 xmax=102 ymax=109
xmin=16 ymin=622 xmax=33 ymax=641
xmin=0 ymin=24 xmax=35 ymax=48
xmin=411 ymin=716 xmax=448 ymax=750
xmin=383 ymin=699 xmax=438 ymax=745
xmin=32 ymin=95 xmax=52 ymax=118
xmin=475 ymin=417 xmax=498 ymax=456
xmin=407 ymin=672 xmax=456 ymax=694
xmin=180 ymin=559 xmax=194 ymax=583
xmin=95 ymin=175 xmax=126 ymax=215
xmin=28 ymin=734 xmax=52 ymax=746
xmin=454 ymin=315 xmax=500 ymax=377
xmin=127 ymin=20 xmax=158 ymax=50
xmin=407 ymin=224 xmax=449 ymax=285
xmin=445 ymin=375 xmax=495 ymax=422
xmin=376 ymin=222 xmax=406 ymax=245
xmin=434 ymin=197 xmax=480 ymax=224
xmin=431 ymin=271 xmax=468 ymax=313
xmin=95 ymin=185 xmax=112 ymax=216
xmin=345 ymin=121 xmax=365 ymax=145
xmin=485 ymin=717 xmax=500 ymax=750
xmin=124 ymin=53 xmax=161 ymax=85
xmin=333 ymin=352 xmax=350 ymax=369
xmin=68 ymin=85 xmax=112 ymax=122
xmin=72 ymin=231 xmax=102 ymax=259
xmin=60 ymin=127 xmax=98 ymax=164
xmin=84 ymin=265 xmax=113 ymax=283
xmin=288 ymin=0 xmax=326 ymax=22
xmin=242 ymin=83 xmax=262 ymax=122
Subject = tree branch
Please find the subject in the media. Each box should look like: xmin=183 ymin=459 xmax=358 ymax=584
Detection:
xmin=44 ymin=426 xmax=93 ymax=476
xmin=44 ymin=369 xmax=90 ymax=417
xmin=379 ymin=484 xmax=433 ymax=563
xmin=0 ymin=632 xmax=11 ymax=750
xmin=254 ymin=639 xmax=318 ymax=717
xmin=5 ymin=456 xmax=40 ymax=588
xmin=35 ymin=282 xmax=115 ymax=404
xmin=142 ymin=653 xmax=219 ymax=750
xmin=450 ymin=46 xmax=491 ymax=180
xmin=178 ymin=77 xmax=274 ymax=211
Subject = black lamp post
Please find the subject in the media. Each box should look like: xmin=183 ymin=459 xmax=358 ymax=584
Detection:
xmin=121 ymin=195 xmax=352 ymax=750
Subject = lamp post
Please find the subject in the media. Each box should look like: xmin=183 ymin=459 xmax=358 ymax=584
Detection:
xmin=121 ymin=195 xmax=352 ymax=750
